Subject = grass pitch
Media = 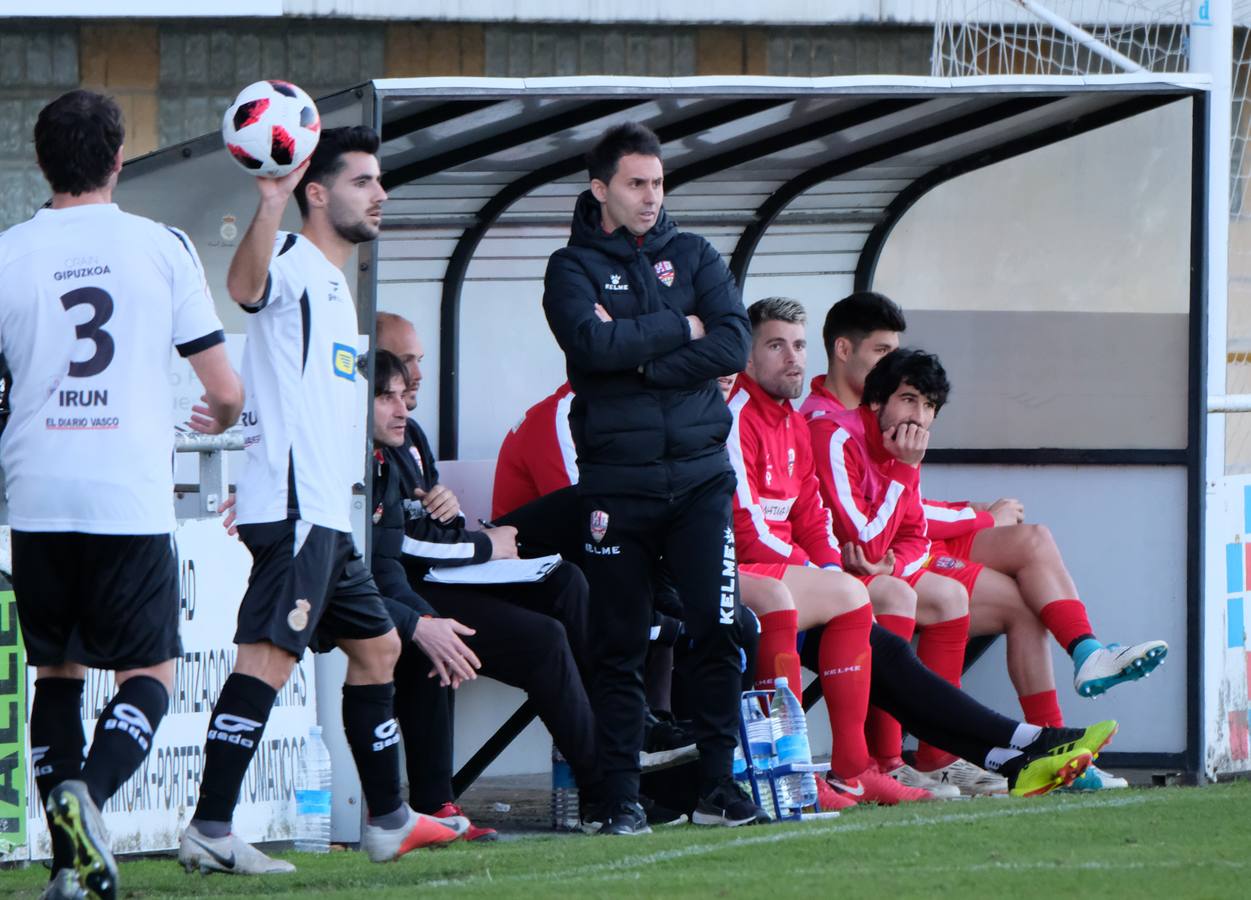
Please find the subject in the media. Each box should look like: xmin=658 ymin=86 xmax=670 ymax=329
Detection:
xmin=3 ymin=781 xmax=1249 ymax=899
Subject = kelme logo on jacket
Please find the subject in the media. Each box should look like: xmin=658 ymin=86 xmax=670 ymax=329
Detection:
xmin=603 ymin=274 xmax=630 ymax=291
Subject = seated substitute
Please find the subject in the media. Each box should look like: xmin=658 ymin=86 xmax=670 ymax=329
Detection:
xmin=373 ymin=316 xmax=615 ymax=823
xmin=726 ymin=297 xmax=934 ymax=808
xmin=805 ymin=291 xmax=1167 ymax=791
xmin=180 ymin=127 xmax=469 ymax=877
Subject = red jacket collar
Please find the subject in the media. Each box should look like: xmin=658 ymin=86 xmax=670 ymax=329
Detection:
xmin=734 ymin=372 xmax=793 ymax=424
xmin=808 ymin=375 xmax=845 ymax=410
xmin=857 ymin=404 xmax=893 ymax=465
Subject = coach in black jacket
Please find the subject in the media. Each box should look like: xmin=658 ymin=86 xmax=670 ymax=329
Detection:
xmin=542 ymin=122 xmax=759 ymax=834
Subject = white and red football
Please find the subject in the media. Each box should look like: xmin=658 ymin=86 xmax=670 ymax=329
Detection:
xmin=221 ymin=80 xmax=320 ymax=178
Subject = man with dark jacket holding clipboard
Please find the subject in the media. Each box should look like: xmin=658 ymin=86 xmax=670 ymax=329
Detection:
xmin=371 ymin=327 xmax=602 ymax=824
xmin=542 ymin=123 xmax=758 ymax=834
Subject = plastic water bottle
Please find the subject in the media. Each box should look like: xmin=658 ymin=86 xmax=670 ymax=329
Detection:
xmin=770 ymin=677 xmax=818 ymax=811
xmin=294 ymin=725 xmax=332 ymax=853
xmin=551 ymin=743 xmax=580 ymax=831
xmin=743 ymin=698 xmax=784 ymax=816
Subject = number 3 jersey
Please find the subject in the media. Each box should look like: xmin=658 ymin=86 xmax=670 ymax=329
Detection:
xmin=0 ymin=203 xmax=225 ymax=534
xmin=234 ymin=232 xmax=363 ymax=533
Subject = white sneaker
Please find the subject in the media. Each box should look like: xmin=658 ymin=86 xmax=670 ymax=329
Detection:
xmin=1061 ymin=763 xmax=1130 ymax=791
xmin=922 ymin=758 xmax=1009 ymax=796
xmin=1074 ymin=640 xmax=1168 ymax=698
xmin=883 ymin=763 xmax=962 ymax=800
xmin=178 ymin=824 xmax=296 ymax=875
xmin=361 ymin=806 xmax=468 ymax=863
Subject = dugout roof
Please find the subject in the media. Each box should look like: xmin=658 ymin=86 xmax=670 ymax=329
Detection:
xmin=122 ymin=73 xmax=1207 ymax=458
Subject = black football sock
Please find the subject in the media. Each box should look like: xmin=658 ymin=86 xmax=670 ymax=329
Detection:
xmin=30 ymin=677 xmax=86 ymax=875
xmin=192 ymin=673 xmax=277 ymax=828
xmin=342 ymin=682 xmax=404 ymax=824
xmin=80 ymin=675 xmax=168 ymax=808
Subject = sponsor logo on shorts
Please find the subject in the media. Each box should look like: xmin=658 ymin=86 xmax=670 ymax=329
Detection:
xmin=207 ymin=713 xmax=263 ymax=749
xmin=332 ymin=343 xmax=357 ymax=380
xmin=589 ymin=510 xmax=609 ymax=543
xmin=287 ymin=598 xmax=311 ymax=632
xmin=103 ymin=703 xmax=154 ymax=751
xmin=932 ymin=556 xmax=965 ymax=571
xmin=372 ymin=718 xmax=400 ymax=752
xmin=654 ymin=260 xmax=675 ymax=287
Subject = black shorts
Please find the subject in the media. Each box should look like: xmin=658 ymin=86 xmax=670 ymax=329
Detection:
xmin=11 ymin=530 xmax=182 ymax=670
xmin=235 ymin=519 xmax=395 ymax=658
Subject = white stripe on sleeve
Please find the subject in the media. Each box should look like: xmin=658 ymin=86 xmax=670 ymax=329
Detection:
xmin=402 ymin=535 xmax=477 ymax=560
xmin=826 ymin=429 xmax=904 ymax=543
xmin=555 ymin=391 xmax=579 ymax=487
xmin=922 ymin=503 xmax=978 ymax=523
xmin=726 ymin=392 xmax=795 ymax=559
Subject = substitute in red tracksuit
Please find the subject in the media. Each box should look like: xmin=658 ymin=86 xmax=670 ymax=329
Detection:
xmin=492 ymin=382 xmax=577 ymax=520
xmin=808 ymin=365 xmax=973 ymax=775
xmin=725 ymin=298 xmax=933 ymax=807
xmin=802 ymin=374 xmax=995 ymax=557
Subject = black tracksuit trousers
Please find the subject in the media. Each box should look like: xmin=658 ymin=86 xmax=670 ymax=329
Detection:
xmin=392 ymin=561 xmax=598 ymax=807
xmin=578 ymin=470 xmax=744 ymax=802
xmin=800 ymin=623 xmax=1021 ymax=766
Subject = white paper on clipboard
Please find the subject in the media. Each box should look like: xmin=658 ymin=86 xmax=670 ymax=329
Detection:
xmin=423 ymin=554 xmax=562 ymax=585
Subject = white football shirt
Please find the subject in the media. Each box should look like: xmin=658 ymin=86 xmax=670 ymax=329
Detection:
xmin=234 ymin=232 xmax=363 ymax=533
xmin=0 ymin=203 xmax=225 ymax=534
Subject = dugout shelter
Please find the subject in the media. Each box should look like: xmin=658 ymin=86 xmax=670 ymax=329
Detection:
xmin=3 ymin=73 xmax=1211 ymax=855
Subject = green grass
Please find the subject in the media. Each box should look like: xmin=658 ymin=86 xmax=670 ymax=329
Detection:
xmin=5 ymin=782 xmax=1251 ymax=899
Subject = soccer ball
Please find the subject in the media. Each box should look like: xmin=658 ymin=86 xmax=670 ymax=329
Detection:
xmin=221 ymin=80 xmax=320 ymax=178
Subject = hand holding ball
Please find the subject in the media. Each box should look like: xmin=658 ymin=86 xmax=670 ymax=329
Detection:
xmin=222 ymin=80 xmax=320 ymax=178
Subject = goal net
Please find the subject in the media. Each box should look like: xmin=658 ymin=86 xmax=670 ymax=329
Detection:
xmin=934 ymin=0 xmax=1251 ymax=472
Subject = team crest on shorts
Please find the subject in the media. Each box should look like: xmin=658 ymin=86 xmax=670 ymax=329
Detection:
xmin=932 ymin=556 xmax=965 ymax=571
xmin=590 ymin=510 xmax=609 ymax=543
xmin=287 ymin=598 xmax=311 ymax=632
xmin=654 ymin=260 xmax=675 ymax=287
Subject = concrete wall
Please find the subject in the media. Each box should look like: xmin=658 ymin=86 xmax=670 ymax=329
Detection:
xmin=0 ymin=19 xmax=931 ymax=230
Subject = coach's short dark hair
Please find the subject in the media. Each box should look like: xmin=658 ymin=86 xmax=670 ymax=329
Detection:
xmin=863 ymin=348 xmax=949 ymax=413
xmin=373 ymin=349 xmax=409 ymax=396
xmin=822 ymin=291 xmax=907 ymax=356
xmin=34 ymin=90 xmax=125 ymax=196
xmin=295 ymin=125 xmax=380 ymax=218
xmin=586 ymin=122 xmax=662 ymax=185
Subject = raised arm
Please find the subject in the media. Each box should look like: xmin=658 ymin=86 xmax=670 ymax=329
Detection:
xmin=225 ymin=160 xmax=308 ymax=306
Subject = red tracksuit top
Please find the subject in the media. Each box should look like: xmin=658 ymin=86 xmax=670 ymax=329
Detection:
xmin=799 ymin=373 xmax=993 ymax=541
xmin=491 ymin=382 xmax=577 ymax=519
xmin=808 ymin=404 xmax=930 ymax=578
xmin=726 ymin=372 xmax=843 ymax=569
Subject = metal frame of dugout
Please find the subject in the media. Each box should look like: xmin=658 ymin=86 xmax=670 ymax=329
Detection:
xmin=120 ymin=73 xmax=1209 ymax=794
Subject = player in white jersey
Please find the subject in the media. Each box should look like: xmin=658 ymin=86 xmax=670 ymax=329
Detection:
xmin=0 ymin=90 xmax=243 ymax=900
xmin=179 ymin=126 xmax=467 ymax=877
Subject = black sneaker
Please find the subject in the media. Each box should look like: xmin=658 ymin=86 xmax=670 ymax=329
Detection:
xmin=596 ymin=800 xmax=652 ymax=836
xmin=640 ymin=710 xmax=699 ymax=770
xmin=692 ymin=778 xmax=766 ymax=827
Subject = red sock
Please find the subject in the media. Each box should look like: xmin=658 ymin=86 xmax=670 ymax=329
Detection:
xmin=865 ymin=614 xmax=915 ymax=766
xmin=1038 ymin=599 xmax=1095 ymax=651
xmin=818 ymin=604 xmax=874 ymax=779
xmin=755 ymin=610 xmax=801 ymax=691
xmin=913 ymin=614 xmax=970 ymax=771
xmin=1019 ymin=689 xmax=1065 ymax=727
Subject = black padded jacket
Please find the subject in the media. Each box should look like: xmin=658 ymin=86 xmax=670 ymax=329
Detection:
xmin=541 ymin=190 xmax=750 ymax=498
